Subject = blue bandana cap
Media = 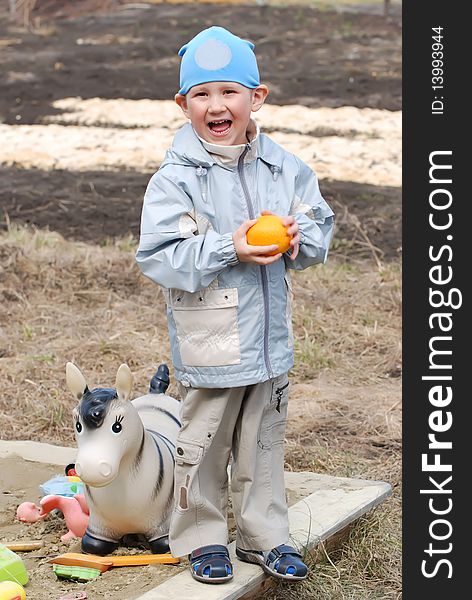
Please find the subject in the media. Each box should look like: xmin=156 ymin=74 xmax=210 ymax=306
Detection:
xmin=178 ymin=26 xmax=260 ymax=95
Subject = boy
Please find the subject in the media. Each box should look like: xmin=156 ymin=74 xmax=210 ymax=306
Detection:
xmin=136 ymin=26 xmax=334 ymax=584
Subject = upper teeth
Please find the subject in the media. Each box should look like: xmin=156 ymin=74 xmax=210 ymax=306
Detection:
xmin=211 ymin=120 xmax=228 ymax=124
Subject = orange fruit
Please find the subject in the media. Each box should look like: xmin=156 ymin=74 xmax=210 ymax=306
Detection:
xmin=246 ymin=215 xmax=292 ymax=255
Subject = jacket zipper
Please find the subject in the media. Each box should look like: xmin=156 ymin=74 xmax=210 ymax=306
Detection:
xmin=237 ymin=145 xmax=273 ymax=379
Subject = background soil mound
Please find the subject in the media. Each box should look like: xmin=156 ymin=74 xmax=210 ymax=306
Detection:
xmin=1 ymin=1 xmax=401 ymax=124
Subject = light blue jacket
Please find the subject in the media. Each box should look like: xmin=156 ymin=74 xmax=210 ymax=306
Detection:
xmin=136 ymin=123 xmax=334 ymax=388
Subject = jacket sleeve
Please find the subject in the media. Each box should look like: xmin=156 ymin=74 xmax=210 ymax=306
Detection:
xmin=135 ymin=169 xmax=239 ymax=292
xmin=285 ymin=158 xmax=335 ymax=270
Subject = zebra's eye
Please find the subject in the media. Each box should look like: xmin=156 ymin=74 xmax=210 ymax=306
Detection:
xmin=75 ymin=421 xmax=83 ymax=434
xmin=112 ymin=421 xmax=122 ymax=434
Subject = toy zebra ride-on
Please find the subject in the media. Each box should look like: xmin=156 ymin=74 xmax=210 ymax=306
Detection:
xmin=66 ymin=362 xmax=181 ymax=556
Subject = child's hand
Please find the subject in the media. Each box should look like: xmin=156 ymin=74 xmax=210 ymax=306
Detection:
xmin=260 ymin=210 xmax=300 ymax=260
xmin=233 ymin=220 xmax=282 ymax=264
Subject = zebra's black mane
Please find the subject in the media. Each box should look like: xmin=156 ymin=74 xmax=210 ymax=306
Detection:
xmin=80 ymin=387 xmax=118 ymax=428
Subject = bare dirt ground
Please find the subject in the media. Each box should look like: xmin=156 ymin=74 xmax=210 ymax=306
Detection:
xmin=2 ymin=0 xmax=401 ymax=122
xmin=0 ymin=1 xmax=401 ymax=598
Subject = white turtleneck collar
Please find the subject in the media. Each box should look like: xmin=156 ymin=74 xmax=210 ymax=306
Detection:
xmin=195 ymin=119 xmax=260 ymax=167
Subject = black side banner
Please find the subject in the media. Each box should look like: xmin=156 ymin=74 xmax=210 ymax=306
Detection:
xmin=403 ymin=2 xmax=467 ymax=597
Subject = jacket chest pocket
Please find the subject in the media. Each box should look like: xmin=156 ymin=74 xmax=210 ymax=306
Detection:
xmin=169 ymin=288 xmax=241 ymax=367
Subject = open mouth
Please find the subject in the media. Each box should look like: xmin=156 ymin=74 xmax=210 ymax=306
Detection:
xmin=207 ymin=119 xmax=232 ymax=136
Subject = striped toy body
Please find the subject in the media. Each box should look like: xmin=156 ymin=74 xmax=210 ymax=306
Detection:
xmin=66 ymin=362 xmax=181 ymax=555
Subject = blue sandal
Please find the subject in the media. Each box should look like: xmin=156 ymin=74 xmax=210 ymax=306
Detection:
xmin=189 ymin=544 xmax=233 ymax=584
xmin=236 ymin=544 xmax=308 ymax=581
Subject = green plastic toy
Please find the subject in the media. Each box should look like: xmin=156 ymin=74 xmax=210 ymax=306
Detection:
xmin=52 ymin=564 xmax=101 ymax=582
xmin=0 ymin=544 xmax=28 ymax=586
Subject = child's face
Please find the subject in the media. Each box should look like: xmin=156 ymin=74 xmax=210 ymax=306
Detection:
xmin=175 ymin=81 xmax=268 ymax=145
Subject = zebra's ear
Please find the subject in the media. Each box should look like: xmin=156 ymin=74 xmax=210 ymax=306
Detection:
xmin=115 ymin=364 xmax=133 ymax=402
xmin=66 ymin=362 xmax=88 ymax=401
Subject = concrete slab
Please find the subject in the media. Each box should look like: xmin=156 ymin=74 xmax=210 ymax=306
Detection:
xmin=0 ymin=439 xmax=76 ymax=465
xmin=0 ymin=441 xmax=391 ymax=600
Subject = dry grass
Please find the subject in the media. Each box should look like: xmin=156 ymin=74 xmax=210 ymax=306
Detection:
xmin=260 ymin=499 xmax=401 ymax=599
xmin=291 ymin=260 xmax=401 ymax=382
xmin=0 ymin=224 xmax=172 ymax=442
xmin=0 ymin=223 xmax=401 ymax=598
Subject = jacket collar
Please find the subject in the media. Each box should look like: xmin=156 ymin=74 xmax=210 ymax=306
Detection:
xmin=162 ymin=122 xmax=285 ymax=171
xmin=197 ymin=119 xmax=259 ymax=166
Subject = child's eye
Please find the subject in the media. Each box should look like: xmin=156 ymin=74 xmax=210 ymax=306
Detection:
xmin=194 ymin=91 xmax=207 ymax=97
xmin=223 ymin=89 xmax=236 ymax=95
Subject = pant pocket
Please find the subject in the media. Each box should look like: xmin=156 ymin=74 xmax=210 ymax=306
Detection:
xmin=174 ymin=438 xmax=205 ymax=511
xmin=170 ymin=288 xmax=241 ymax=367
xmin=258 ymin=375 xmax=290 ymax=450
xmin=174 ymin=438 xmax=204 ymax=465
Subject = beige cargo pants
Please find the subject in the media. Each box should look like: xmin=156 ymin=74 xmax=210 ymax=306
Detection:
xmin=168 ymin=373 xmax=290 ymax=558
